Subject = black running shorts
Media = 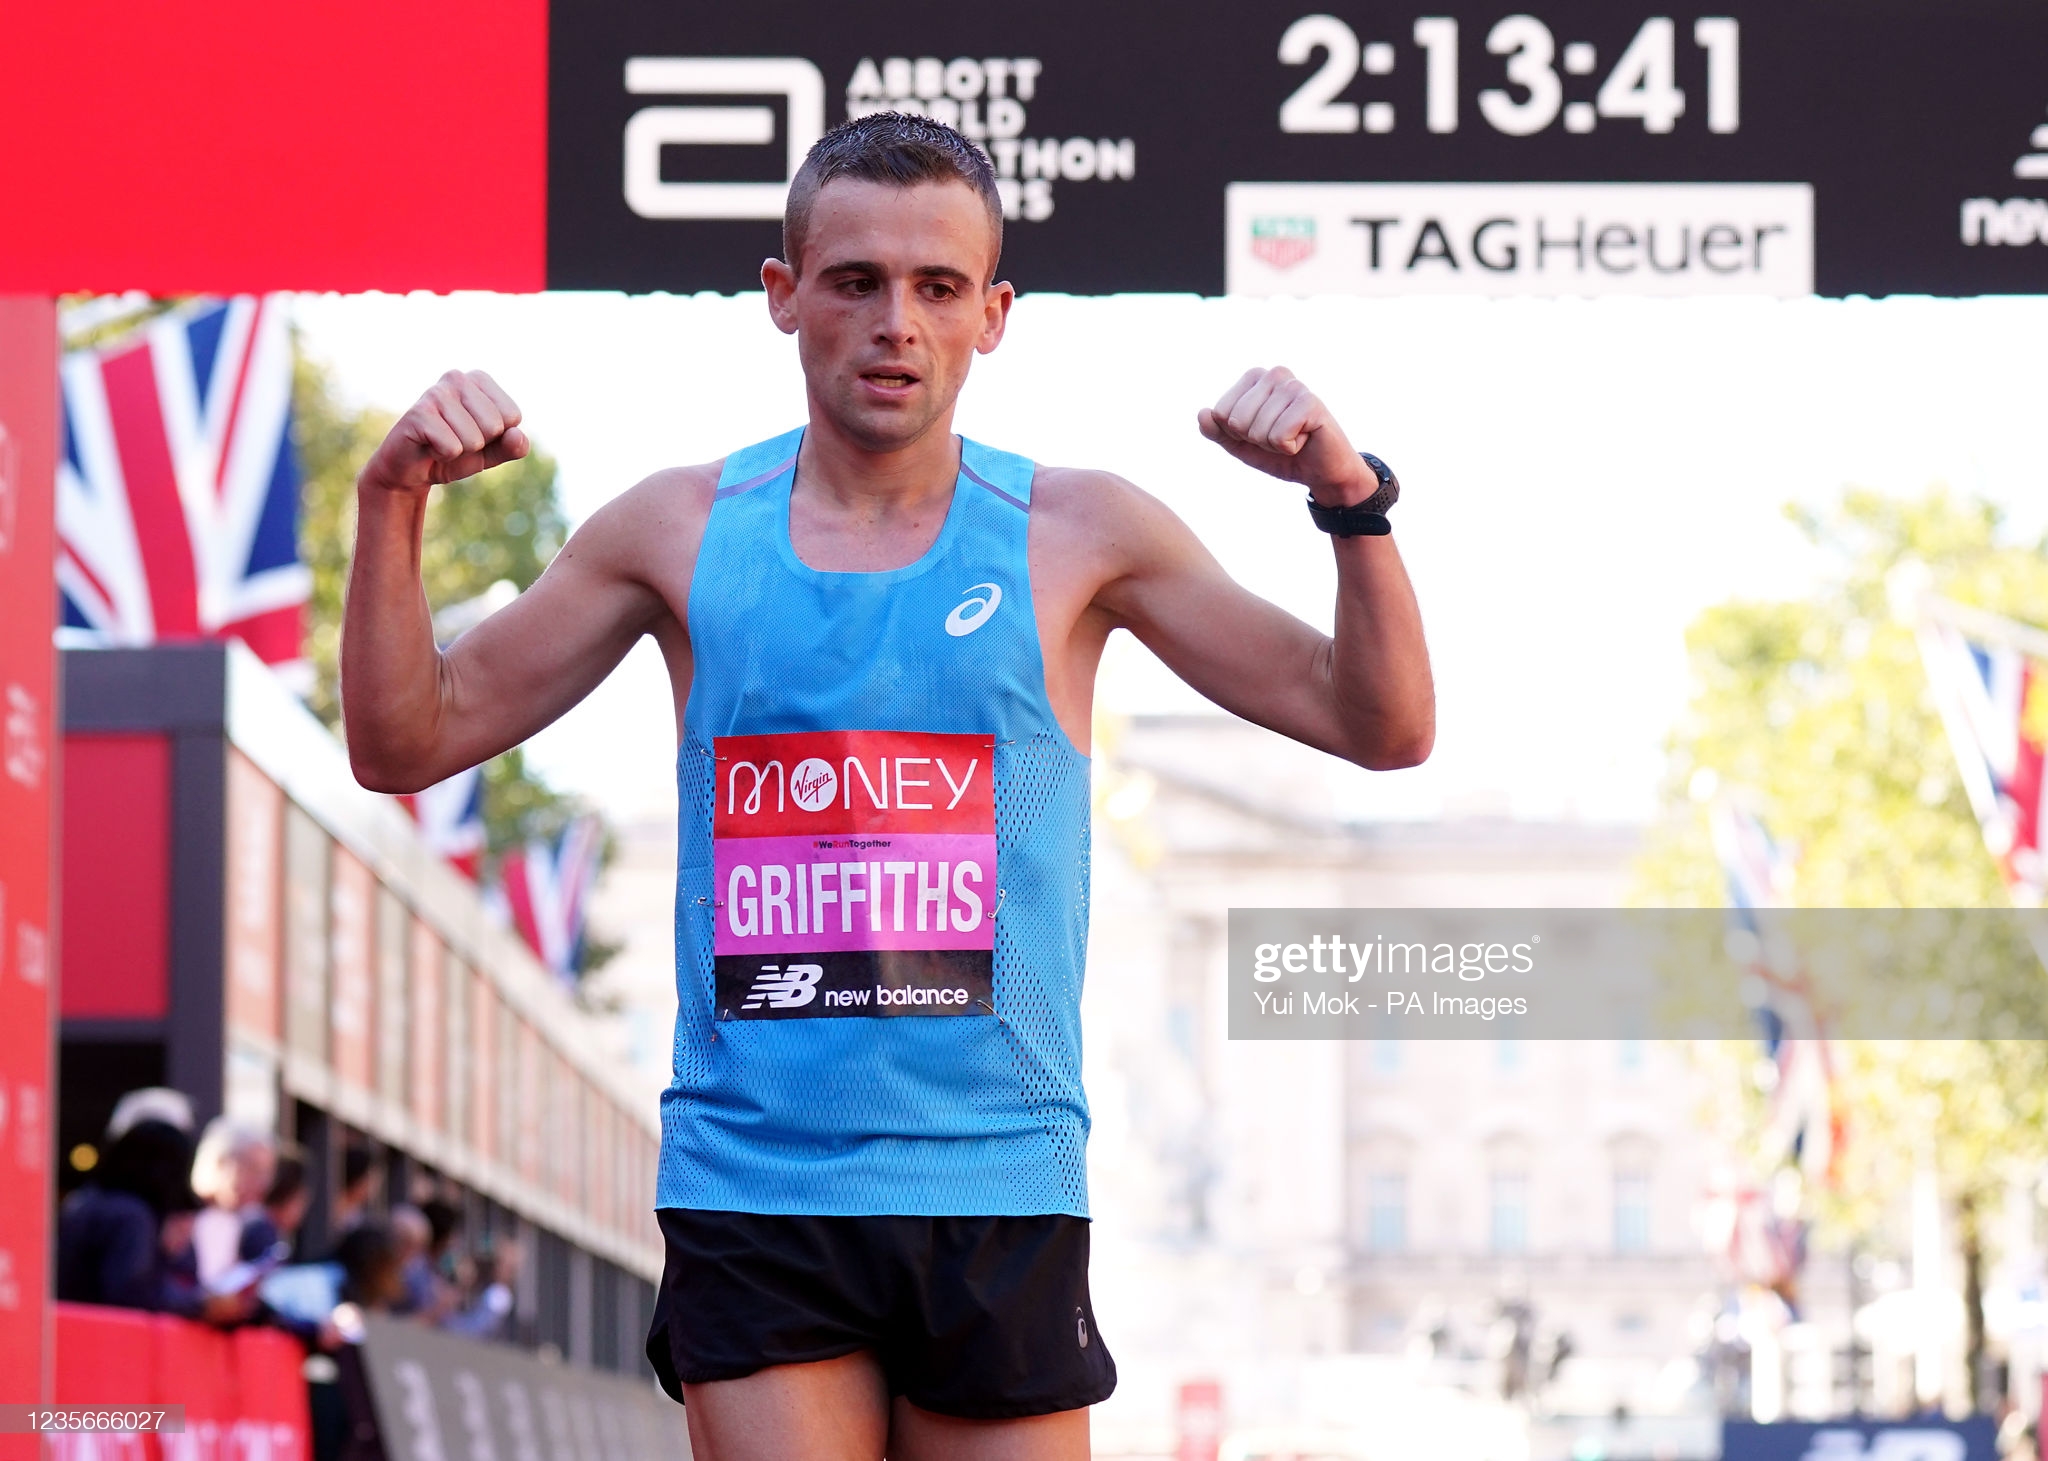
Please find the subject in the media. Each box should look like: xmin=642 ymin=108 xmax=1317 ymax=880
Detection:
xmin=644 ymin=1208 xmax=1117 ymax=1420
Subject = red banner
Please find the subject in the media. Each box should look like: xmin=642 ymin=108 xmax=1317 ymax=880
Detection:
xmin=50 ymin=1304 xmax=310 ymax=1461
xmin=0 ymin=297 xmax=56 ymax=1443
xmin=1175 ymin=1379 xmax=1224 ymax=1461
xmin=0 ymin=0 xmax=545 ymax=293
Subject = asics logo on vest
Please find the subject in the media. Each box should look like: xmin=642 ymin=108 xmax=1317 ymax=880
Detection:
xmin=945 ymin=583 xmax=1003 ymax=637
xmin=741 ymin=963 xmax=823 ymax=1010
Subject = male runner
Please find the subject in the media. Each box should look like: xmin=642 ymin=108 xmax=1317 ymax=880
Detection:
xmin=342 ymin=113 xmax=1432 ymax=1461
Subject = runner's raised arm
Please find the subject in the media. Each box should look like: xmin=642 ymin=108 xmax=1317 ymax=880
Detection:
xmin=339 ymin=369 xmax=687 ymax=793
xmin=1112 ymin=365 xmax=1431 ymax=769
xmin=339 ymin=111 xmax=1435 ymax=1461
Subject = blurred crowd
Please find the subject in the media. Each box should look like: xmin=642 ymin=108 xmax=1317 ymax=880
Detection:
xmin=55 ymin=1087 xmax=523 ymax=1349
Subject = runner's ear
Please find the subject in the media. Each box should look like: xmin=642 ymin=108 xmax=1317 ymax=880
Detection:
xmin=762 ymin=258 xmax=800 ymax=335
xmin=977 ymin=279 xmax=1015 ymax=355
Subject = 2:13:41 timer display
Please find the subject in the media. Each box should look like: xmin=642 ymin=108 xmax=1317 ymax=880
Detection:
xmin=1278 ymin=14 xmax=1741 ymax=137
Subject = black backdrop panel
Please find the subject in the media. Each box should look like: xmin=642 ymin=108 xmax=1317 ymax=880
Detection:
xmin=547 ymin=0 xmax=2048 ymax=296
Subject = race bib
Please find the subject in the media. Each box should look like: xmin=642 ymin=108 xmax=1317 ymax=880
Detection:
xmin=712 ymin=730 xmax=996 ymax=1020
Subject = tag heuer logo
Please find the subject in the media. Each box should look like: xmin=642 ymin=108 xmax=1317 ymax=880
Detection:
xmin=1251 ymin=216 xmax=1316 ymax=270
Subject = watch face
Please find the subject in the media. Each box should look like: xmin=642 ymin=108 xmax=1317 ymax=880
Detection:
xmin=1359 ymin=453 xmax=1400 ymax=515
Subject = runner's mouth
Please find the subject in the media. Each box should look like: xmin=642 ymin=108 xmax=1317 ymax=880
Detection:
xmin=861 ymin=370 xmax=920 ymax=389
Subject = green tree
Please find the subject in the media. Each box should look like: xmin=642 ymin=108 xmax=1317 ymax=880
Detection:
xmin=1637 ymin=488 xmax=2048 ymax=1408
xmin=59 ymin=295 xmax=179 ymax=352
xmin=60 ymin=302 xmax=617 ymax=977
xmin=294 ymin=352 xmax=566 ymax=738
xmin=294 ymin=345 xmax=618 ymax=974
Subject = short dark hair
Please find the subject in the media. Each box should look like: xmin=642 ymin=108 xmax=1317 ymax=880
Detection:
xmin=420 ymin=1197 xmax=462 ymax=1251
xmin=263 ymin=1152 xmax=307 ymax=1208
xmin=336 ymin=1221 xmax=404 ymax=1309
xmin=96 ymin=1118 xmax=197 ymax=1218
xmin=783 ymin=112 xmax=1003 ymax=278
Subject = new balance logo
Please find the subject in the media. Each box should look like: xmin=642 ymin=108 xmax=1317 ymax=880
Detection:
xmin=741 ymin=963 xmax=824 ymax=1010
xmin=1961 ymin=196 xmax=2048 ymax=247
xmin=1965 ymin=104 xmax=2048 ymax=246
xmin=2016 ymin=106 xmax=2048 ymax=181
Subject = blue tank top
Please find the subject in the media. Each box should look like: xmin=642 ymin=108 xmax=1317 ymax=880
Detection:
xmin=657 ymin=428 xmax=1093 ymax=1217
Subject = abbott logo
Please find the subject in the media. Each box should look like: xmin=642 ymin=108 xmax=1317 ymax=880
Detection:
xmin=623 ymin=57 xmax=826 ymax=221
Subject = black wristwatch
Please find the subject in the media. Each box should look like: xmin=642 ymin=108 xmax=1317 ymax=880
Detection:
xmin=1306 ymin=452 xmax=1400 ymax=537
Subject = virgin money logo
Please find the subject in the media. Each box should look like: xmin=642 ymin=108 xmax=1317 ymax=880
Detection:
xmin=714 ymin=731 xmax=995 ymax=839
xmin=790 ymin=757 xmax=838 ymax=811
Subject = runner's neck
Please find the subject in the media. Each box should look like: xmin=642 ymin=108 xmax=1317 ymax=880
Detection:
xmin=794 ymin=409 xmax=962 ymax=516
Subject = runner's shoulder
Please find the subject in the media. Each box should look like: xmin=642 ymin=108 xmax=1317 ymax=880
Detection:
xmin=564 ymin=461 xmax=721 ymax=569
xmin=1030 ymin=463 xmax=1189 ymax=553
xmin=1031 ymin=463 xmax=1159 ymax=523
xmin=609 ymin=459 xmax=722 ymax=519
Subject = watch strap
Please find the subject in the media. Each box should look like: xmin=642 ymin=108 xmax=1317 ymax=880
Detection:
xmin=1306 ymin=498 xmax=1392 ymax=537
xmin=1355 ymin=452 xmax=1400 ymax=515
xmin=1307 ymin=452 xmax=1399 ymax=536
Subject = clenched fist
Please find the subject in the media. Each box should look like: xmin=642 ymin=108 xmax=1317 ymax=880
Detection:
xmin=1197 ymin=366 xmax=1376 ymax=507
xmin=360 ymin=370 xmax=529 ymax=495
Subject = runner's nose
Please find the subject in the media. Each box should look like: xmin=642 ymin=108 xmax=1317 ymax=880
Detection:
xmin=872 ymin=281 xmax=918 ymax=346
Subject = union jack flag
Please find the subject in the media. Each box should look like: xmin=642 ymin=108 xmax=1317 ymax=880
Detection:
xmin=58 ymin=296 xmax=308 ymax=677
xmin=498 ymin=816 xmax=604 ymax=981
xmin=398 ymin=766 xmax=487 ymax=881
xmin=1915 ymin=612 xmax=2048 ymax=904
xmin=1707 ymin=794 xmax=1842 ymax=1187
xmin=1708 ymin=1177 xmax=1809 ymax=1304
xmin=1708 ymin=792 xmax=1795 ymax=913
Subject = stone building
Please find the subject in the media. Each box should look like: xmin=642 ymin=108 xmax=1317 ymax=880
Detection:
xmin=1085 ymin=713 xmax=1739 ymax=1442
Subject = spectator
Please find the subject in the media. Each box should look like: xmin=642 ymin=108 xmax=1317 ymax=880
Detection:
xmin=56 ymin=1119 xmax=252 ymax=1325
xmin=160 ymin=1197 xmax=202 ymax=1290
xmin=419 ymin=1200 xmax=465 ymax=1322
xmin=332 ymin=1147 xmax=381 ymax=1236
xmin=241 ymin=1152 xmax=311 ymax=1262
xmin=441 ymin=1238 xmax=520 ymax=1341
xmin=420 ymin=1198 xmax=462 ymax=1271
xmin=105 ymin=1087 xmax=194 ymax=1141
xmin=335 ymin=1222 xmax=407 ymax=1312
xmin=387 ymin=1206 xmax=435 ymax=1316
xmin=190 ymin=1119 xmax=276 ymax=1288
